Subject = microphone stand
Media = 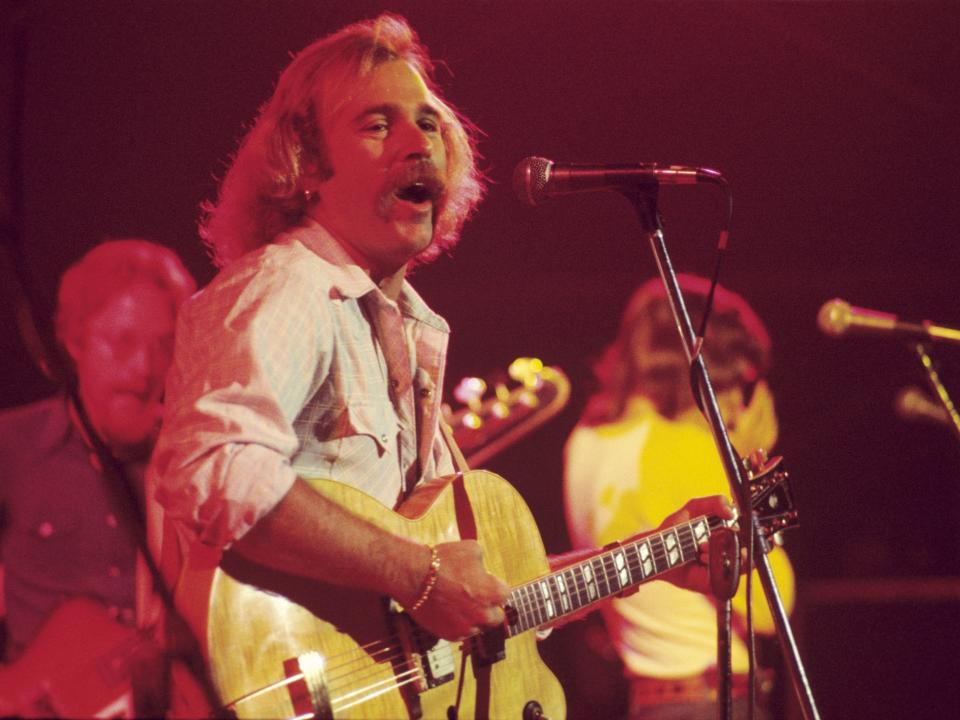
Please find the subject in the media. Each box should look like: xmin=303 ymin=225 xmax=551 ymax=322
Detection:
xmin=624 ymin=187 xmax=821 ymax=720
xmin=912 ymin=342 xmax=960 ymax=446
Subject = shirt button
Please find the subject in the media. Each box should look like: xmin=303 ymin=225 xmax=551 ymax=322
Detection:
xmin=380 ymin=434 xmax=389 ymax=444
xmin=37 ymin=521 xmax=54 ymax=539
xmin=105 ymin=513 xmax=118 ymax=529
xmin=108 ymin=565 xmax=122 ymax=578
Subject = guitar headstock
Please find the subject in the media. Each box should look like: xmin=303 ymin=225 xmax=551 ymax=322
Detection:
xmin=444 ymin=357 xmax=571 ymax=467
xmin=743 ymin=450 xmax=799 ymax=541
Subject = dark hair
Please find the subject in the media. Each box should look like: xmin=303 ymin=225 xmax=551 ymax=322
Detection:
xmin=581 ymin=274 xmax=771 ymax=424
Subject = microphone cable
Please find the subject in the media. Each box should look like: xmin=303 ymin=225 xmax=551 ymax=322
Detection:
xmin=685 ymin=180 xmax=762 ymax=720
xmin=0 ymin=10 xmax=225 ymax=715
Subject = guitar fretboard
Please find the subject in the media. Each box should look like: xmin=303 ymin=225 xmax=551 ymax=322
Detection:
xmin=505 ymin=514 xmax=724 ymax=636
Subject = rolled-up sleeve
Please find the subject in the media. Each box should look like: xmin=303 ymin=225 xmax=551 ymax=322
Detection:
xmin=152 ymin=253 xmax=329 ymax=549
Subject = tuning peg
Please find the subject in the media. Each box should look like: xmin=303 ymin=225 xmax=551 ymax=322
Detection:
xmin=491 ymin=382 xmax=511 ymax=419
xmin=453 ymin=376 xmax=486 ymax=429
xmin=508 ymin=357 xmax=545 ymax=388
xmin=742 ymin=448 xmax=769 ymax=477
xmin=453 ymin=376 xmax=486 ymax=405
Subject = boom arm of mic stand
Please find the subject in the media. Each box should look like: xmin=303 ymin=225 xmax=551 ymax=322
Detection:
xmin=623 ymin=189 xmax=821 ymax=720
xmin=913 ymin=342 xmax=960 ymax=446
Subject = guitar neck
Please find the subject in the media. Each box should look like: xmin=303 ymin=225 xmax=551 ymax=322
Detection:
xmin=505 ymin=514 xmax=725 ymax=636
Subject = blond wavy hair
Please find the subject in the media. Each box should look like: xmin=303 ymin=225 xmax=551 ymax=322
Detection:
xmin=200 ymin=13 xmax=484 ymax=268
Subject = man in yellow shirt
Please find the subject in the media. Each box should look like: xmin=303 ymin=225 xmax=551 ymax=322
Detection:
xmin=564 ymin=274 xmax=794 ymax=720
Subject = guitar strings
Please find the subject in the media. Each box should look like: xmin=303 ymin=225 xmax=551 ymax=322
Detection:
xmin=228 ymin=673 xmax=306 ymax=708
xmin=324 ymin=532 xmax=705 ymax=714
xmin=297 ymin=524 xmax=701 ymax=714
xmin=510 ymin=556 xmax=676 ymax=630
xmin=245 ymin=518 xmax=709 ymax=715
xmin=230 ymin=635 xmax=414 ymax=711
xmin=329 ymin=666 xmax=422 ymax=713
xmin=319 ymin=635 xmax=450 ymax=714
xmin=233 ymin=641 xmax=419 ymax=716
xmin=506 ymin=520 xmax=705 ymax=632
xmin=323 ymin=637 xmax=406 ymax=674
xmin=316 ymin=632 xmax=436 ymax=703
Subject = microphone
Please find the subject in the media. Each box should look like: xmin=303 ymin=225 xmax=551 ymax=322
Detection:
xmin=894 ymin=386 xmax=950 ymax=426
xmin=513 ymin=156 xmax=726 ymax=206
xmin=817 ymin=298 xmax=960 ymax=346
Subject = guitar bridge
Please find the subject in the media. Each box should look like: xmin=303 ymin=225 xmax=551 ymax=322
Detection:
xmin=281 ymin=651 xmax=332 ymax=720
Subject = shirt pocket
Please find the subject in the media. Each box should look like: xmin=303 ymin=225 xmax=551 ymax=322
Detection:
xmin=295 ymin=400 xmax=393 ymax=480
xmin=12 ymin=503 xmax=83 ymax=567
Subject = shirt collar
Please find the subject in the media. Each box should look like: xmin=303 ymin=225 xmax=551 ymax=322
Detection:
xmin=294 ymin=218 xmax=449 ymax=334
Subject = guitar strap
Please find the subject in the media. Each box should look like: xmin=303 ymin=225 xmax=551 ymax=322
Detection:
xmin=439 ymin=419 xmax=471 ymax=474
xmin=450 ymin=468 xmax=494 ymax=720
xmin=440 ymin=416 xmax=481 ymax=542
xmin=441 ymin=415 xmax=478 ymax=547
xmin=439 ymin=421 xmax=497 ymax=719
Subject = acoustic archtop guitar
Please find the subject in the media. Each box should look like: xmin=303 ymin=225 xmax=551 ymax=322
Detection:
xmin=190 ymin=455 xmax=795 ymax=719
xmin=0 ymin=359 xmax=568 ymax=719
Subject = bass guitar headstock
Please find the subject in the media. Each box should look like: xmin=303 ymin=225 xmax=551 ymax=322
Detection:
xmin=444 ymin=357 xmax=571 ymax=467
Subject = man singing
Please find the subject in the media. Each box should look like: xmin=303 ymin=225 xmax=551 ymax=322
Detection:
xmin=151 ymin=14 xmax=732 ymax=717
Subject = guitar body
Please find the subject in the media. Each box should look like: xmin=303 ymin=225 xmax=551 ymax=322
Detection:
xmin=0 ymin=597 xmax=136 ymax=718
xmin=189 ymin=456 xmax=798 ymax=718
xmin=197 ymin=471 xmax=566 ymax=719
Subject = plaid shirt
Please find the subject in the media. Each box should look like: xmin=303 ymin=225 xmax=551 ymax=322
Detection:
xmin=151 ymin=220 xmax=455 ymax=549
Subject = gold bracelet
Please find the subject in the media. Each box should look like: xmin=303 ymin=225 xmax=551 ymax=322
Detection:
xmin=409 ymin=545 xmax=441 ymax=612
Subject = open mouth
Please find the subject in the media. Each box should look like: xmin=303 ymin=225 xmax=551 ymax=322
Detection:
xmin=394 ymin=182 xmax=435 ymax=205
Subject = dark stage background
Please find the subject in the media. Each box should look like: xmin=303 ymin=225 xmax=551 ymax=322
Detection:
xmin=2 ymin=2 xmax=959 ymax=718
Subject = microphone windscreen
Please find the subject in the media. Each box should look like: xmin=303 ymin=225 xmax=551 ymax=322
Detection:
xmin=817 ymin=298 xmax=851 ymax=337
xmin=513 ymin=157 xmax=552 ymax=206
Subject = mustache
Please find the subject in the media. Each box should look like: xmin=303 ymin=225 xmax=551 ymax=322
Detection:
xmin=385 ymin=160 xmax=446 ymax=204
